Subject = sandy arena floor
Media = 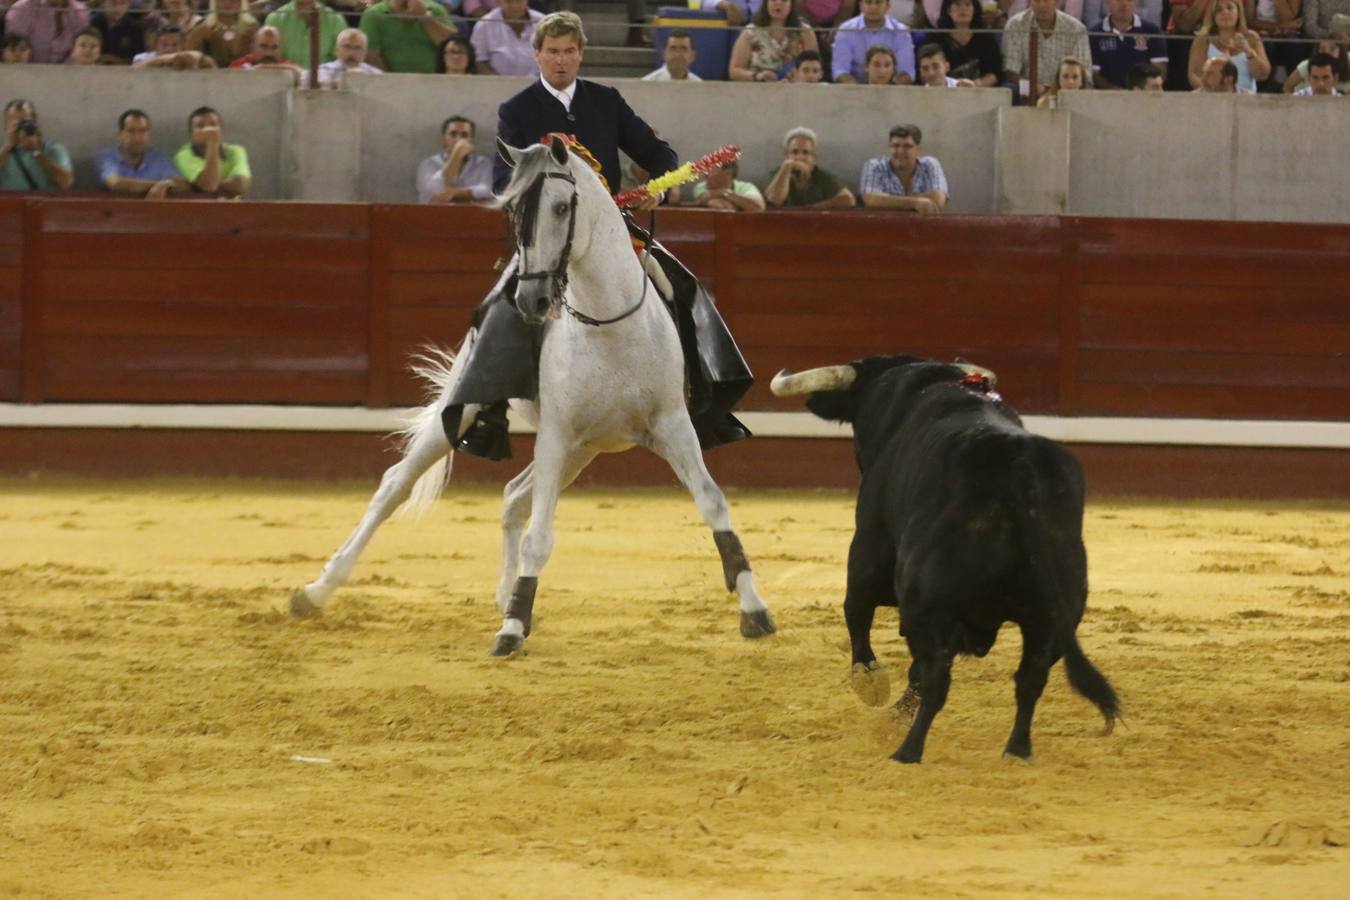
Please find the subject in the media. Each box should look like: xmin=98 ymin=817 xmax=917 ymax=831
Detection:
xmin=0 ymin=477 xmax=1346 ymax=898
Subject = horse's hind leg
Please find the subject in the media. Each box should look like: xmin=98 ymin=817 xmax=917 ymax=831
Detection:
xmin=649 ymin=413 xmax=776 ymax=639
xmin=490 ymin=441 xmax=597 ymax=656
xmin=291 ymin=425 xmax=451 ymax=617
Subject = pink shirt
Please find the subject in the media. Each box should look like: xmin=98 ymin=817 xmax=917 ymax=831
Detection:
xmin=3 ymin=0 xmax=91 ymax=64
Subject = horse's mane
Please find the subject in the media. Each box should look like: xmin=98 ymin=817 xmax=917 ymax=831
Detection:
xmin=493 ymin=141 xmax=606 ymax=210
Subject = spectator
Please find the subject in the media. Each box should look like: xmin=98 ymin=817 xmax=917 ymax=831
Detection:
xmin=416 ymin=114 xmax=492 ymax=203
xmin=92 ymin=0 xmax=145 ymax=65
xmin=1188 ymin=0 xmax=1270 ymax=93
xmin=186 ymin=0 xmax=261 ymax=69
xmin=833 ymin=0 xmax=915 ymax=84
xmin=134 ymin=25 xmax=218 ymax=67
xmin=175 ymin=106 xmax=252 ymax=198
xmin=1249 ymin=0 xmax=1306 ymax=80
xmin=1 ymin=100 xmax=73 ymax=191
xmin=1127 ymin=59 xmax=1165 ymax=88
xmin=1283 ymin=38 xmax=1350 ymax=92
xmin=730 ymin=0 xmax=820 ymax=82
xmin=4 ymin=0 xmax=92 ymax=64
xmin=688 ymin=159 xmax=766 ymax=211
xmin=318 ymin=26 xmax=381 ymax=84
xmin=763 ymin=126 xmax=855 ymax=208
xmin=1194 ymin=54 xmax=1239 ymax=90
xmin=1089 ymin=0 xmax=1166 ymax=90
xmin=859 ymin=123 xmax=947 ymax=213
xmin=933 ymin=0 xmax=1002 ymax=87
xmin=64 ymin=26 xmax=103 ymax=63
xmin=1305 ymin=0 xmax=1350 ymax=37
xmin=1163 ymin=0 xmax=1211 ymax=90
xmin=1293 ymin=50 xmax=1344 ymax=91
xmin=1003 ymin=0 xmax=1093 ymax=94
xmin=916 ymin=42 xmax=976 ymax=85
xmin=97 ymin=109 xmax=188 ymax=198
xmin=643 ymin=28 xmax=701 ymax=80
xmin=3 ymin=35 xmax=34 ymax=63
xmin=790 ymin=48 xmax=825 ymax=80
xmin=1080 ymin=0 xmax=1165 ymax=31
xmin=359 ymin=0 xmax=452 ymax=73
xmin=436 ymin=33 xmax=476 ymax=74
xmin=462 ymin=0 xmax=497 ymax=18
xmin=229 ymin=24 xmax=306 ymax=83
xmin=471 ymin=0 xmax=542 ymax=75
xmin=265 ymin=0 xmax=345 ymax=69
xmin=152 ymin=0 xmax=204 ymax=37
xmin=863 ymin=43 xmax=898 ymax=82
xmin=1037 ymin=54 xmax=1089 ymax=105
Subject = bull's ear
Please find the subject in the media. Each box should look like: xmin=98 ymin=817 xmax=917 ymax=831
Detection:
xmin=548 ymin=134 xmax=570 ymax=166
xmin=497 ymin=138 xmax=521 ymax=169
xmin=804 ymin=390 xmax=859 ymax=425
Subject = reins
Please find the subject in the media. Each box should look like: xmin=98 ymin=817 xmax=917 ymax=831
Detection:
xmin=511 ymin=166 xmax=649 ymax=329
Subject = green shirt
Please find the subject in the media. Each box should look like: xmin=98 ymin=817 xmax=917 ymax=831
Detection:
xmin=360 ymin=1 xmax=451 ymax=74
xmin=264 ymin=1 xmax=346 ymax=68
xmin=0 ymin=142 xmax=72 ymax=191
xmin=767 ymin=166 xmax=847 ymax=207
xmin=175 ymin=142 xmax=252 ymax=191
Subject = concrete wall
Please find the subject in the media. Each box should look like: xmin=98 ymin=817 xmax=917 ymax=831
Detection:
xmin=1061 ymin=90 xmax=1350 ymax=222
xmin=4 ymin=66 xmax=294 ymax=199
xmin=5 ymin=66 xmax=1348 ymax=221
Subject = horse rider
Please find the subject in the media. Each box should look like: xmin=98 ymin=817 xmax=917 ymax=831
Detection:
xmin=443 ymin=11 xmax=754 ymax=460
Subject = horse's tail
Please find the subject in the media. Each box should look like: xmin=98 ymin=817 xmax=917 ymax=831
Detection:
xmin=395 ymin=335 xmax=473 ymax=519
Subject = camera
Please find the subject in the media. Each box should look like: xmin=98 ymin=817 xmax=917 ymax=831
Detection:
xmin=16 ymin=119 xmax=39 ymax=136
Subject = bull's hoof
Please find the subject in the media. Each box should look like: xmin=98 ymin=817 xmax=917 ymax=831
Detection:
xmin=891 ymin=745 xmax=923 ymax=764
xmin=489 ymin=633 xmax=524 ymax=657
xmin=289 ymin=590 xmax=320 ymax=619
xmin=740 ymin=609 xmax=778 ymax=639
xmin=895 ymin=686 xmax=921 ymax=718
xmin=850 ymin=662 xmax=891 ymax=707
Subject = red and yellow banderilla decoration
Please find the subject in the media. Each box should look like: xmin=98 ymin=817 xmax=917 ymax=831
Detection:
xmin=611 ymin=144 xmax=743 ymax=210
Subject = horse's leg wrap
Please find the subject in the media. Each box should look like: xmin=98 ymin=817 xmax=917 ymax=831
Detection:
xmin=713 ymin=530 xmax=750 ymax=593
xmin=506 ymin=576 xmax=538 ymax=637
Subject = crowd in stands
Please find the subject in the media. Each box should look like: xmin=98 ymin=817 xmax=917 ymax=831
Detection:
xmin=3 ymin=0 xmax=1346 ymax=202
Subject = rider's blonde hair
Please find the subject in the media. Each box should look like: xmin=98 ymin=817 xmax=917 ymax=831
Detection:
xmin=533 ymin=12 xmax=587 ymax=51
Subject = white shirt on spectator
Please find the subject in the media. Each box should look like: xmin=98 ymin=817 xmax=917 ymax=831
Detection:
xmin=642 ymin=65 xmax=703 ymax=81
xmin=317 ymin=60 xmax=382 ymax=86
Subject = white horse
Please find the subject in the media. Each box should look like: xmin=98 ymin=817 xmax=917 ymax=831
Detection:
xmin=291 ymin=135 xmax=776 ymax=656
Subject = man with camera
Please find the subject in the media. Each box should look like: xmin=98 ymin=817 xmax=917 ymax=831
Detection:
xmin=1 ymin=100 xmax=74 ymax=192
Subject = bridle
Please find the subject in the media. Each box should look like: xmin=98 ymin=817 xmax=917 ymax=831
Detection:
xmin=510 ymin=165 xmax=647 ymax=328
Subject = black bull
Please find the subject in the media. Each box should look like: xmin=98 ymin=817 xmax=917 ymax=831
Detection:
xmin=774 ymin=355 xmax=1120 ymax=763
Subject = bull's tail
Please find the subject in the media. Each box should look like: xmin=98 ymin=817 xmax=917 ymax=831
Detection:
xmin=394 ymin=336 xmax=474 ymax=519
xmin=1009 ymin=448 xmax=1121 ymax=734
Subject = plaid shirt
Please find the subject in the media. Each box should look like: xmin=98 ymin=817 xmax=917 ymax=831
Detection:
xmin=859 ymin=156 xmax=948 ymax=198
xmin=1003 ymin=9 xmax=1094 ymax=86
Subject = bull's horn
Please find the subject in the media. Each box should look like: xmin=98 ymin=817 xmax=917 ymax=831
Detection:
xmin=954 ymin=362 xmax=998 ymax=387
xmin=770 ymin=365 xmax=857 ymax=396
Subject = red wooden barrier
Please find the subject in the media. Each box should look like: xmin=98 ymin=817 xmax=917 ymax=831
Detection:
xmin=0 ymin=198 xmax=23 ymax=401
xmin=6 ymin=198 xmax=1348 ymax=423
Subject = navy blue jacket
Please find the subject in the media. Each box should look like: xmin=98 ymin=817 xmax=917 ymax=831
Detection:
xmin=493 ymin=78 xmax=678 ymax=195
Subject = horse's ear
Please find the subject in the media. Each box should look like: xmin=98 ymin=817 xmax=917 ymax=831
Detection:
xmin=497 ymin=138 xmax=521 ymax=169
xmin=548 ymin=135 xmax=570 ymax=166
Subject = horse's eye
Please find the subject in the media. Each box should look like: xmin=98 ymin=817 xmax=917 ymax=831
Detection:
xmin=553 ymin=201 xmax=570 ymax=217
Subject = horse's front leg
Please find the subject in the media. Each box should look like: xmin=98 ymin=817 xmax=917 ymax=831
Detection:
xmin=649 ymin=412 xmax=777 ymax=639
xmin=490 ymin=439 xmax=596 ymax=656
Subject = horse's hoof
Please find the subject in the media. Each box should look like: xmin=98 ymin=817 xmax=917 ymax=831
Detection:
xmin=1002 ymin=751 xmax=1036 ymax=765
xmin=489 ymin=633 xmax=524 ymax=657
xmin=850 ymin=662 xmax=891 ymax=707
xmin=289 ymin=590 xmax=320 ymax=619
xmin=740 ymin=609 xmax=777 ymax=639
xmin=890 ymin=745 xmax=923 ymax=764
